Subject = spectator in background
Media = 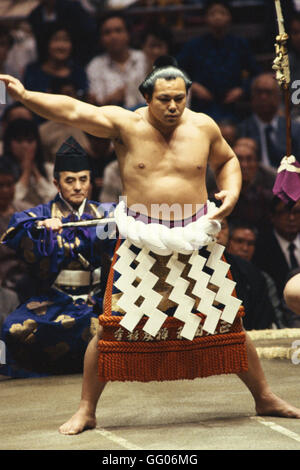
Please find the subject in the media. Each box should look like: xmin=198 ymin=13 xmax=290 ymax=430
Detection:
xmin=0 ymin=102 xmax=35 ymax=154
xmin=216 ymin=217 xmax=279 ymax=330
xmin=226 ymin=219 xmax=286 ymax=328
xmin=28 ymin=0 xmax=98 ymax=66
xmin=5 ymin=21 xmax=37 ymax=81
xmin=0 ymin=159 xmax=31 ymax=306
xmin=2 ymin=118 xmax=56 ymax=206
xmin=86 ymin=12 xmax=145 ymax=110
xmin=39 ymin=77 xmax=91 ymax=163
xmin=140 ymin=23 xmax=173 ymax=75
xmin=177 ymin=0 xmax=260 ymax=121
xmin=238 ymin=72 xmax=300 ymax=168
xmin=218 ymin=119 xmax=238 ymax=147
xmin=229 ymin=137 xmax=276 ymax=231
xmin=252 ymin=197 xmax=300 ymax=309
xmin=23 ymin=24 xmax=88 ymax=103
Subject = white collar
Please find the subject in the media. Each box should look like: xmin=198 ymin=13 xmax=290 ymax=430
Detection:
xmin=254 ymin=114 xmax=279 ymax=130
xmin=59 ymin=193 xmax=87 ymax=217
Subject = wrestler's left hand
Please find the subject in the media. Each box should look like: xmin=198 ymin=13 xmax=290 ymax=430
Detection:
xmin=208 ymin=190 xmax=237 ymax=221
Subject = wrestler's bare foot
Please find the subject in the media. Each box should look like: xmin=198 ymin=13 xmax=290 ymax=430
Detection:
xmin=256 ymin=392 xmax=300 ymax=419
xmin=59 ymin=408 xmax=96 ymax=435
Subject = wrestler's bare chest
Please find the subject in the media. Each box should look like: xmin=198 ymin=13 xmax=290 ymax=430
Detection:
xmin=114 ymin=116 xmax=211 ymax=209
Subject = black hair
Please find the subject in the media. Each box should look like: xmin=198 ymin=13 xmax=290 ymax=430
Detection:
xmin=139 ymin=55 xmax=192 ymax=99
xmin=228 ymin=218 xmax=258 ymax=239
xmin=0 ymin=156 xmax=18 ymax=180
xmin=203 ymin=0 xmax=233 ymax=16
xmin=98 ymin=10 xmax=129 ymax=33
xmin=39 ymin=22 xmax=74 ymax=63
xmin=140 ymin=23 xmax=173 ymax=51
xmin=3 ymin=119 xmax=47 ymax=179
xmin=0 ymin=24 xmax=14 ymax=48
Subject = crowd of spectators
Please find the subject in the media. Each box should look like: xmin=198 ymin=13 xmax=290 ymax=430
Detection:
xmin=0 ymin=0 xmax=300 ymax=335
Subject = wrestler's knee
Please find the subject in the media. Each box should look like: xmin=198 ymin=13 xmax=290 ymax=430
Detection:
xmin=284 ymin=273 xmax=300 ymax=315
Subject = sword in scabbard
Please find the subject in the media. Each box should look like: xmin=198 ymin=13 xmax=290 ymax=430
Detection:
xmin=35 ymin=217 xmax=116 ymax=230
xmin=272 ymin=0 xmax=292 ymax=157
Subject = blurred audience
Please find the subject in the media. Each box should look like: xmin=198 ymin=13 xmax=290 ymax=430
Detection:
xmin=39 ymin=77 xmax=91 ymax=163
xmin=5 ymin=21 xmax=37 ymax=81
xmin=27 ymin=0 xmax=98 ymax=66
xmin=0 ymin=159 xmax=31 ymax=305
xmin=99 ymin=159 xmax=122 ymax=203
xmin=238 ymin=72 xmax=300 ymax=168
xmin=2 ymin=119 xmax=56 ymax=206
xmin=216 ymin=217 xmax=279 ymax=330
xmin=23 ymin=23 xmax=88 ymax=103
xmin=140 ymin=23 xmax=174 ymax=75
xmin=229 ymin=137 xmax=276 ymax=231
xmin=86 ymin=11 xmax=145 ymax=109
xmin=226 ymin=219 xmax=286 ymax=328
xmin=177 ymin=0 xmax=260 ymax=121
xmin=252 ymin=197 xmax=300 ymax=304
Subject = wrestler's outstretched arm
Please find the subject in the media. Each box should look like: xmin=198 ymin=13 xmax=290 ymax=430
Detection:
xmin=206 ymin=118 xmax=242 ymax=220
xmin=0 ymin=74 xmax=132 ymax=140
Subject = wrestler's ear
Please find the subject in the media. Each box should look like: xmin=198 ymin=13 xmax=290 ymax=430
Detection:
xmin=144 ymin=93 xmax=151 ymax=104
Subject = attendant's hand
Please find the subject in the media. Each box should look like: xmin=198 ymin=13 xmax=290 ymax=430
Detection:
xmin=0 ymin=74 xmax=26 ymax=102
xmin=37 ymin=218 xmax=63 ymax=231
xmin=208 ymin=190 xmax=238 ymax=221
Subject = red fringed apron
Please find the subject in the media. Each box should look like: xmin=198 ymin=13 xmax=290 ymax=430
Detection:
xmin=98 ymin=237 xmax=248 ymax=382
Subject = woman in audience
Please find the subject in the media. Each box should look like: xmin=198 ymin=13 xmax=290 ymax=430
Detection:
xmin=2 ymin=118 xmax=56 ymax=206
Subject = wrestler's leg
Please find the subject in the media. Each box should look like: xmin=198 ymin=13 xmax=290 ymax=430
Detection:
xmin=237 ymin=331 xmax=300 ymax=418
xmin=283 ymin=273 xmax=300 ymax=315
xmin=59 ymin=327 xmax=106 ymax=434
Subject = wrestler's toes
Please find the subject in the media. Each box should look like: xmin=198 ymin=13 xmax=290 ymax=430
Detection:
xmin=59 ymin=414 xmax=96 ymax=435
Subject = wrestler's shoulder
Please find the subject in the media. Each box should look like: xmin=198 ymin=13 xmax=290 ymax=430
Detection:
xmin=185 ymin=110 xmax=220 ymax=132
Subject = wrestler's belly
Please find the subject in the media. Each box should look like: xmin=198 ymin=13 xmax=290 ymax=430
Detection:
xmin=123 ymin=176 xmax=208 ymax=219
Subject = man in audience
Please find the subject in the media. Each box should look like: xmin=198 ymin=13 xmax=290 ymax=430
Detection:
xmin=177 ymin=0 xmax=260 ymax=121
xmin=217 ymin=218 xmax=280 ymax=330
xmin=86 ymin=12 xmax=145 ymax=110
xmin=226 ymin=219 xmax=286 ymax=328
xmin=238 ymin=72 xmax=300 ymax=168
xmin=252 ymin=197 xmax=300 ymax=308
xmin=230 ymin=137 xmax=276 ymax=231
xmin=0 ymin=137 xmax=115 ymax=378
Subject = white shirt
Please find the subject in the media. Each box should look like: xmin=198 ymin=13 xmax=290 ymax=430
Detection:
xmin=274 ymin=229 xmax=300 ymax=269
xmin=253 ymin=114 xmax=279 ymax=167
xmin=86 ymin=49 xmax=146 ymax=109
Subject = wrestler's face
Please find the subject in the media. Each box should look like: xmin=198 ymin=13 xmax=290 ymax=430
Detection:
xmin=55 ymin=170 xmax=91 ymax=208
xmin=147 ymin=77 xmax=186 ymax=127
xmin=227 ymin=228 xmax=256 ymax=262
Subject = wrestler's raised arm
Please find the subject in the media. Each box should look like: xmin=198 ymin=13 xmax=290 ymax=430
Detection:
xmin=0 ymin=75 xmax=132 ymax=139
xmin=205 ymin=117 xmax=242 ymax=220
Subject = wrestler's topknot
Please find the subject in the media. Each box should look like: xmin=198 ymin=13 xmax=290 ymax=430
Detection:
xmin=139 ymin=55 xmax=192 ymax=99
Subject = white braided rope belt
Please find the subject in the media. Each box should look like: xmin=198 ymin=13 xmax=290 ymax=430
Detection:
xmin=114 ymin=200 xmax=222 ymax=255
xmin=113 ymin=201 xmax=242 ymax=340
